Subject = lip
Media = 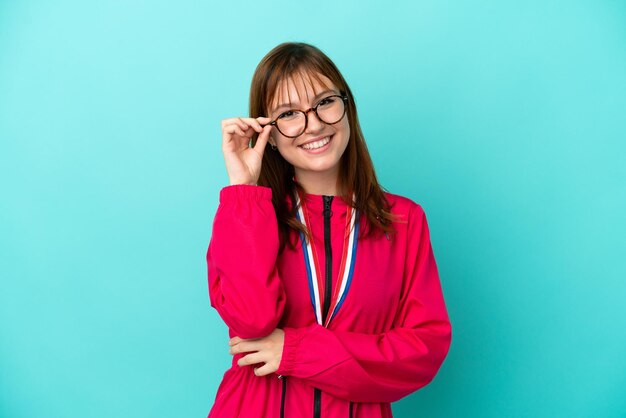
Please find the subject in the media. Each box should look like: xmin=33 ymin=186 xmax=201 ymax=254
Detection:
xmin=298 ymin=135 xmax=332 ymax=147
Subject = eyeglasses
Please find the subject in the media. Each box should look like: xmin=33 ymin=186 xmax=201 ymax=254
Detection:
xmin=262 ymin=92 xmax=349 ymax=139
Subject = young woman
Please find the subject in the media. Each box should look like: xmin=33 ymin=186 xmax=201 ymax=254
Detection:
xmin=207 ymin=42 xmax=452 ymax=418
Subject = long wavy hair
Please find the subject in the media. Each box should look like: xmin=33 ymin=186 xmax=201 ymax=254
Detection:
xmin=249 ymin=42 xmax=403 ymax=254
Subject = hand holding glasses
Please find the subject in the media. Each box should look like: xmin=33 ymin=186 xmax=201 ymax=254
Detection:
xmin=221 ymin=115 xmax=273 ymax=186
xmin=220 ymin=92 xmax=348 ymax=186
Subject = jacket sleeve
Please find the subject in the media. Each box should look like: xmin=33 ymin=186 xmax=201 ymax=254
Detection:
xmin=274 ymin=203 xmax=452 ymax=403
xmin=206 ymin=184 xmax=287 ymax=339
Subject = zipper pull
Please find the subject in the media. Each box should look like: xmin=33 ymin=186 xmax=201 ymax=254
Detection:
xmin=323 ymin=195 xmax=333 ymax=218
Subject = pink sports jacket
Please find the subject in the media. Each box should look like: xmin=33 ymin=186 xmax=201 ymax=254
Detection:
xmin=206 ymin=184 xmax=452 ymax=418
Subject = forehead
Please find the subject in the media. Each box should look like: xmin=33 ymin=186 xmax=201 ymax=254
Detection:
xmin=269 ymin=71 xmax=336 ymax=110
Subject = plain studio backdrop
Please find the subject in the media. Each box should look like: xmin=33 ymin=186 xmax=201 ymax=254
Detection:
xmin=1 ymin=1 xmax=624 ymax=417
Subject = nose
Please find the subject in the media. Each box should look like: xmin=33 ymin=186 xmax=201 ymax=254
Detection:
xmin=304 ymin=109 xmax=325 ymax=133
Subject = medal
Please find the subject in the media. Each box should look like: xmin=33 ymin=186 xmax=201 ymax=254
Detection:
xmin=294 ymin=189 xmax=360 ymax=328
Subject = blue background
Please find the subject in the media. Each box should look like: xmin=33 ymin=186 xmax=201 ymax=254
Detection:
xmin=1 ymin=1 xmax=625 ymax=417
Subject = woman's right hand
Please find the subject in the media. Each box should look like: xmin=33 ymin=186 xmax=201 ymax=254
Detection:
xmin=221 ymin=116 xmax=274 ymax=186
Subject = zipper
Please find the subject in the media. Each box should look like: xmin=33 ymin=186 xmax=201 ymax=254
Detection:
xmin=313 ymin=388 xmax=322 ymax=417
xmin=321 ymin=195 xmax=334 ymax=324
xmin=313 ymin=195 xmax=334 ymax=418
xmin=280 ymin=376 xmax=287 ymax=418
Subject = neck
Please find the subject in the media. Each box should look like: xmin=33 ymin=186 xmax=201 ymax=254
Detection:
xmin=294 ymin=166 xmax=340 ymax=196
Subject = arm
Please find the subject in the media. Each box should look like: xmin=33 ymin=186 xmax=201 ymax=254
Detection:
xmin=275 ymin=204 xmax=452 ymax=403
xmin=206 ymin=184 xmax=287 ymax=339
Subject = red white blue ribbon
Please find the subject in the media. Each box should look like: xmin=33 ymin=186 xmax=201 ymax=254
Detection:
xmin=294 ymin=190 xmax=360 ymax=328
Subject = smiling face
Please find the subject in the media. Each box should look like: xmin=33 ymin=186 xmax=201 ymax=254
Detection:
xmin=267 ymin=71 xmax=350 ymax=185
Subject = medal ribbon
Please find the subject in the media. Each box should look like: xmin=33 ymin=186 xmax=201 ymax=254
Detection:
xmin=294 ymin=189 xmax=360 ymax=328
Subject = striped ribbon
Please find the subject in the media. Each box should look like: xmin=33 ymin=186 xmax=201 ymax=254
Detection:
xmin=294 ymin=190 xmax=360 ymax=328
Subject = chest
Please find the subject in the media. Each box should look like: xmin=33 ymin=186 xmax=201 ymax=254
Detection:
xmin=276 ymin=214 xmax=405 ymax=333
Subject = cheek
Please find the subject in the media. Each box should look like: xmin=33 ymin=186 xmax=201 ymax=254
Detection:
xmin=340 ymin=118 xmax=350 ymax=135
xmin=338 ymin=120 xmax=350 ymax=142
xmin=275 ymin=144 xmax=298 ymax=165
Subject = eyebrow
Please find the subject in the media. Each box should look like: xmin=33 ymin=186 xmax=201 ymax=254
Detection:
xmin=271 ymin=89 xmax=338 ymax=114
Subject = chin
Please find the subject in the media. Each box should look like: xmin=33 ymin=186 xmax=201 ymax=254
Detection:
xmin=301 ymin=159 xmax=341 ymax=172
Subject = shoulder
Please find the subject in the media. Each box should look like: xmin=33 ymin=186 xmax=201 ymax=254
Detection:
xmin=382 ymin=190 xmax=426 ymax=221
xmin=381 ymin=191 xmax=433 ymax=244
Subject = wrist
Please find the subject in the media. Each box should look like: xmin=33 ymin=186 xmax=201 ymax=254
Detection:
xmin=229 ymin=180 xmax=258 ymax=186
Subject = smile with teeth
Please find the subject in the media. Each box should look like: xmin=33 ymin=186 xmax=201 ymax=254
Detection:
xmin=299 ymin=136 xmax=331 ymax=150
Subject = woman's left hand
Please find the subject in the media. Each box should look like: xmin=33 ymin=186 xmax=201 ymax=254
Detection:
xmin=229 ymin=328 xmax=285 ymax=377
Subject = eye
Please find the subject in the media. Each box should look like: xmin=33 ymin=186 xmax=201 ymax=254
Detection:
xmin=277 ymin=110 xmax=294 ymax=119
xmin=317 ymin=96 xmax=336 ymax=107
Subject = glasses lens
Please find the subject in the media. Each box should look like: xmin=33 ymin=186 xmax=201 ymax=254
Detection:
xmin=317 ymin=95 xmax=346 ymax=124
xmin=275 ymin=95 xmax=346 ymax=138
xmin=276 ymin=111 xmax=306 ymax=138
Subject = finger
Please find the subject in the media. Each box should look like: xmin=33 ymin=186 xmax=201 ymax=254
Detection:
xmin=254 ymin=363 xmax=275 ymax=377
xmin=224 ymin=125 xmax=246 ymax=138
xmin=222 ymin=118 xmax=245 ymax=130
xmin=221 ymin=118 xmax=248 ymax=130
xmin=242 ymin=117 xmax=263 ymax=133
xmin=237 ymin=352 xmax=264 ymax=367
xmin=231 ymin=340 xmax=264 ymax=355
xmin=236 ymin=117 xmax=253 ymax=131
xmin=232 ymin=126 xmax=247 ymax=138
xmin=226 ymin=120 xmax=250 ymax=134
xmin=238 ymin=339 xmax=268 ymax=354
xmin=253 ymin=125 xmax=272 ymax=153
xmin=256 ymin=116 xmax=272 ymax=128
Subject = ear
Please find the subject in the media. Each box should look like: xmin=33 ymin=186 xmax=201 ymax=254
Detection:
xmin=269 ymin=136 xmax=277 ymax=147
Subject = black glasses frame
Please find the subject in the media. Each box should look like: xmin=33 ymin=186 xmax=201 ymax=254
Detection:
xmin=261 ymin=91 xmax=349 ymax=139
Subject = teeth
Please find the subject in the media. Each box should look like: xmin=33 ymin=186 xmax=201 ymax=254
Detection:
xmin=300 ymin=136 xmax=330 ymax=150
